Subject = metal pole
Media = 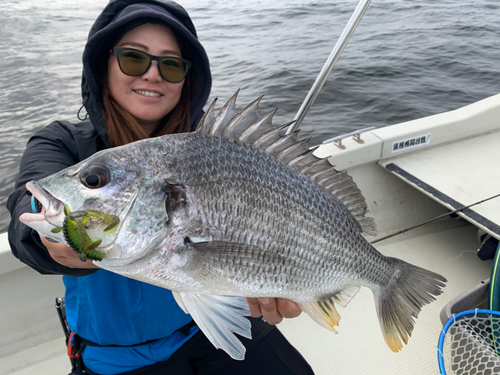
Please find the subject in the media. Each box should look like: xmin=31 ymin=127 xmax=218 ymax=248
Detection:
xmin=287 ymin=0 xmax=372 ymax=134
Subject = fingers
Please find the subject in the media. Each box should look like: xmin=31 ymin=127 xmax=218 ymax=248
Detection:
xmin=40 ymin=236 xmax=99 ymax=269
xmin=246 ymin=297 xmax=263 ymax=318
xmin=258 ymin=298 xmax=282 ymax=325
xmin=246 ymin=298 xmax=302 ymax=325
xmin=276 ymin=298 xmax=302 ymax=319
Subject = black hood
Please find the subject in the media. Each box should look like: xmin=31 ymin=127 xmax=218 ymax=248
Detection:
xmin=81 ymin=0 xmax=212 ymax=147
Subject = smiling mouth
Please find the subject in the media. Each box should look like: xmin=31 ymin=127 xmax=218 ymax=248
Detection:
xmin=134 ymin=90 xmax=162 ymax=97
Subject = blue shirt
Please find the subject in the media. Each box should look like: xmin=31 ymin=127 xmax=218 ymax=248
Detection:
xmin=63 ymin=270 xmax=199 ymax=374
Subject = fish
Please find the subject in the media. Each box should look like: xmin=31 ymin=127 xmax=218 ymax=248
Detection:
xmin=20 ymin=91 xmax=447 ymax=360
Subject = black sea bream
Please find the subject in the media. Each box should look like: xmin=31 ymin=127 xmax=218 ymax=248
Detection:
xmin=20 ymin=92 xmax=447 ymax=360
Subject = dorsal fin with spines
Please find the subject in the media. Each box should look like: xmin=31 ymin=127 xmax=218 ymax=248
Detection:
xmin=239 ymin=109 xmax=278 ymax=145
xmin=208 ymin=90 xmax=239 ymax=136
xmin=196 ymin=91 xmax=376 ymax=235
xmin=222 ymin=95 xmax=263 ymax=139
xmin=197 ymin=98 xmax=217 ymax=134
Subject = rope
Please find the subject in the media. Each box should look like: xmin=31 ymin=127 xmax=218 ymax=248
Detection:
xmin=371 ymin=193 xmax=500 ymax=244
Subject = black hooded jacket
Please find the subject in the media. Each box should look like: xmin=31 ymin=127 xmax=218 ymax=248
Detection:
xmin=7 ymin=0 xmax=212 ymax=277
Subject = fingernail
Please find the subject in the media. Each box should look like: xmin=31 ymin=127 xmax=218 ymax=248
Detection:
xmin=260 ymin=298 xmax=270 ymax=305
xmin=277 ymin=298 xmax=286 ymax=304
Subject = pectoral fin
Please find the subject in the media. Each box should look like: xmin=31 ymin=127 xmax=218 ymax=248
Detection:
xmin=172 ymin=291 xmax=188 ymax=314
xmin=178 ymin=292 xmax=252 ymax=360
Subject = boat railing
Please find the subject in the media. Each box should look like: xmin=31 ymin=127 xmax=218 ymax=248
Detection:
xmin=322 ymin=126 xmax=376 ymax=149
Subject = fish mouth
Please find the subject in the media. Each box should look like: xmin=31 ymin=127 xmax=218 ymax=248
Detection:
xmin=22 ymin=180 xmax=140 ymax=263
xmin=23 ymin=181 xmax=125 ymax=262
xmin=25 ymin=181 xmax=66 ymax=227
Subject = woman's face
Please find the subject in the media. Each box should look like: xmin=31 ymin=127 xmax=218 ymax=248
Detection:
xmin=108 ymin=23 xmax=185 ymax=134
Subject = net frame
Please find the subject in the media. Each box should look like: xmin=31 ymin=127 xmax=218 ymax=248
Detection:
xmin=438 ymin=309 xmax=500 ymax=375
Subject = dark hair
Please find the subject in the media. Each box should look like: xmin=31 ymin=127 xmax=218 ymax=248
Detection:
xmin=98 ymin=21 xmax=197 ymax=147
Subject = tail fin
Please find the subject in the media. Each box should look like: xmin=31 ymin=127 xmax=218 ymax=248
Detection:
xmin=375 ymin=257 xmax=447 ymax=352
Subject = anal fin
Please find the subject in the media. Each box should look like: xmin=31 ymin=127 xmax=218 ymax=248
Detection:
xmin=332 ymin=285 xmax=360 ymax=307
xmin=178 ymin=293 xmax=252 ymax=360
xmin=300 ymin=300 xmax=341 ymax=333
xmin=299 ymin=286 xmax=360 ymax=332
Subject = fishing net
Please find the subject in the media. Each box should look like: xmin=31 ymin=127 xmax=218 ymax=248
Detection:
xmin=438 ymin=310 xmax=500 ymax=375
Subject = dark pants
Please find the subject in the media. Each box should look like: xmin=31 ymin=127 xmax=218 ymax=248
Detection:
xmin=85 ymin=318 xmax=315 ymax=375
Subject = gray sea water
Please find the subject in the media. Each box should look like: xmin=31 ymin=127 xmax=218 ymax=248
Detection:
xmin=0 ymin=0 xmax=499 ymax=234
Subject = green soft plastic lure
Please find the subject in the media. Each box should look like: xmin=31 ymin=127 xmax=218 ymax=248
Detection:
xmin=52 ymin=205 xmax=120 ymax=261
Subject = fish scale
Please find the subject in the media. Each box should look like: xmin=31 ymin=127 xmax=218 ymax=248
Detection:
xmin=179 ymin=138 xmax=373 ymax=296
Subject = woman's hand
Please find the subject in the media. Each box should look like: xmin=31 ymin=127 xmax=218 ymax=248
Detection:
xmin=246 ymin=297 xmax=302 ymax=325
xmin=40 ymin=236 xmax=99 ymax=269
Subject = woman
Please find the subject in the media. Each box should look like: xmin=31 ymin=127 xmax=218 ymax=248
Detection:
xmin=7 ymin=1 xmax=314 ymax=374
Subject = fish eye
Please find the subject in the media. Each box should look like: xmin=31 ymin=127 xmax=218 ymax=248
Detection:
xmin=79 ymin=164 xmax=110 ymax=189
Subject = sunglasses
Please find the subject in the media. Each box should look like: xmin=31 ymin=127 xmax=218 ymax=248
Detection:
xmin=111 ymin=47 xmax=191 ymax=83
